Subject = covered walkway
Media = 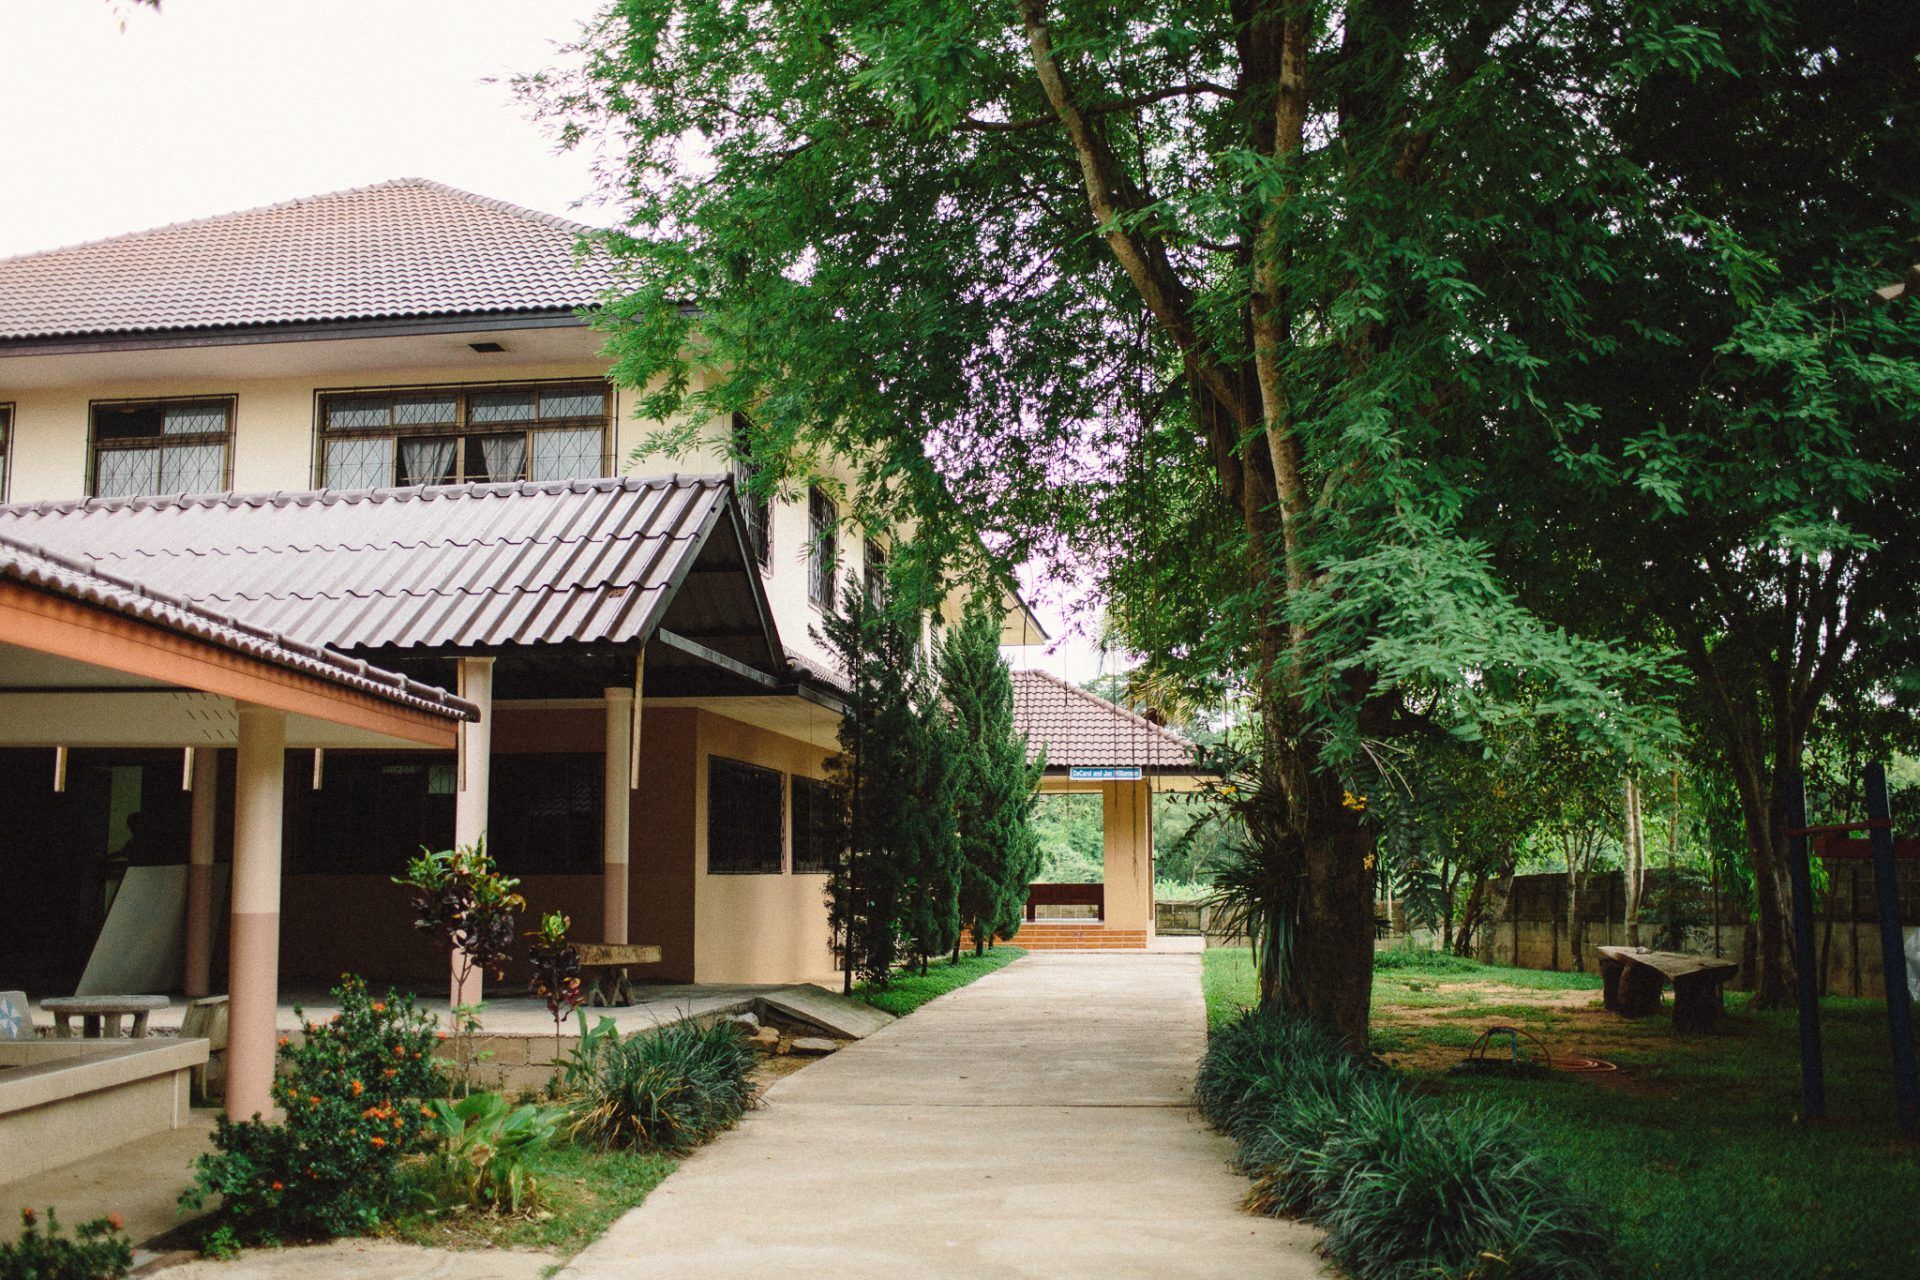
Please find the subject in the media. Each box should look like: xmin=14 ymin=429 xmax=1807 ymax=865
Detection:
xmin=561 ymin=951 xmax=1325 ymax=1280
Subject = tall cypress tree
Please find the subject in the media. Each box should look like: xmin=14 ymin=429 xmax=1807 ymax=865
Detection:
xmin=939 ymin=606 xmax=1044 ymax=955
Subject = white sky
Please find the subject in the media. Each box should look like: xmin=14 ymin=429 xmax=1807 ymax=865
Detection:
xmin=0 ymin=0 xmax=1102 ymax=680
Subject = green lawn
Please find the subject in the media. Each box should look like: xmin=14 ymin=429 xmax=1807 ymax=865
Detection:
xmin=1202 ymin=946 xmax=1920 ymax=1280
xmin=851 ymin=945 xmax=1026 ymax=1017
xmin=384 ymin=1143 xmax=675 ymax=1260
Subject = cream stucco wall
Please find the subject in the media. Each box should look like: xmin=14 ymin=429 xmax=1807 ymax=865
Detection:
xmin=0 ymin=339 xmax=883 ymax=672
xmin=691 ymin=707 xmax=840 ymax=986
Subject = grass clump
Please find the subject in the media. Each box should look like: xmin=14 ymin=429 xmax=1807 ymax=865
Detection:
xmin=1199 ymin=1005 xmax=1612 ymax=1280
xmin=851 ymin=945 xmax=1024 ymax=1017
xmin=565 ymin=1018 xmax=757 ymax=1154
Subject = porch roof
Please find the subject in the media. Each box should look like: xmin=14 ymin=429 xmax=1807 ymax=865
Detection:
xmin=1010 ymin=669 xmax=1207 ymax=775
xmin=0 ymin=475 xmax=785 ymax=682
xmin=0 ymin=532 xmax=474 ymax=724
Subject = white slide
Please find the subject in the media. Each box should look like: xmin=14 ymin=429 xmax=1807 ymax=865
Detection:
xmin=77 ymin=864 xmax=189 ymax=995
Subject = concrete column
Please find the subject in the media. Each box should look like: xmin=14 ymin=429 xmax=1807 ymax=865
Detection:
xmin=452 ymin=656 xmax=494 ymax=1008
xmin=184 ymin=748 xmax=219 ymax=998
xmin=602 ymin=686 xmax=633 ymax=944
xmin=1101 ymin=780 xmax=1154 ymax=935
xmin=227 ymin=704 xmax=285 ymax=1119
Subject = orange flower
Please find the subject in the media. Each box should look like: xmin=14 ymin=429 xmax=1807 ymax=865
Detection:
xmin=371 ymin=1002 xmax=386 ymax=1013
xmin=270 ymin=1181 xmax=284 ymax=1192
xmin=435 ymin=1031 xmax=447 ymax=1042
xmin=420 ymin=1104 xmax=435 ymax=1117
xmin=396 ymin=1044 xmax=410 ymax=1056
xmin=107 ymin=1214 xmax=123 ymax=1231
xmin=21 ymin=1208 xmax=36 ymax=1227
xmin=350 ymin=1079 xmax=364 ymax=1096
xmin=369 ymin=1135 xmax=386 ymax=1148
xmin=277 ymin=1036 xmax=290 ymax=1047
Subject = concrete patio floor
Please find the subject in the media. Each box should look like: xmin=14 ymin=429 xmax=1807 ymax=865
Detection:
xmin=560 ymin=951 xmax=1326 ymax=1280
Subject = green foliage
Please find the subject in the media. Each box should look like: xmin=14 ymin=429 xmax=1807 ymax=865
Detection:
xmin=1199 ymin=1007 xmax=1612 ymax=1280
xmin=850 ymin=945 xmax=1024 ymax=1017
xmin=424 ymin=1092 xmax=565 ymax=1214
xmin=395 ymin=841 xmax=525 ymax=989
xmin=820 ymin=582 xmax=958 ymax=983
xmin=938 ymin=605 xmax=1044 ymax=951
xmin=182 ymin=977 xmax=444 ymax=1241
xmin=562 ymin=1018 xmax=756 ymax=1154
xmin=525 ymin=911 xmax=585 ymax=1050
xmin=1 ymin=1208 xmax=131 ymax=1280
xmin=1032 ymin=793 xmax=1102 ymax=883
xmin=196 ymin=1225 xmax=241 ymax=1262
xmin=382 ymin=1144 xmax=675 ymax=1258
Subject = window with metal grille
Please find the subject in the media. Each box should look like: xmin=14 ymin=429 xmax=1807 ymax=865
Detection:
xmin=317 ymin=381 xmax=610 ymax=489
xmin=808 ymin=487 xmax=838 ymax=608
xmin=707 ymin=756 xmax=784 ymax=874
xmin=89 ymin=397 xmax=233 ymax=498
xmin=731 ymin=412 xmax=772 ymax=570
xmin=0 ymin=404 xmax=10 ymax=501
xmin=863 ymin=538 xmax=888 ymax=608
xmin=790 ymin=775 xmax=840 ymax=874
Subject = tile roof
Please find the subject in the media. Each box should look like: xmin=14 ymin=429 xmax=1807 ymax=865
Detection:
xmin=0 ymin=179 xmax=617 ymax=342
xmin=0 ymin=531 xmax=475 ymax=720
xmin=0 ymin=476 xmax=762 ymax=657
xmin=1010 ymin=669 xmax=1206 ymax=772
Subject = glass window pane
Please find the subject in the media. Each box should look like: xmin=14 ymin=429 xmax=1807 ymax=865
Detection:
xmin=469 ymin=434 xmax=528 ymax=483
xmin=95 ymin=448 xmax=159 ymax=498
xmin=162 ymin=403 xmax=227 ymax=436
xmin=325 ymin=436 xmax=394 ymax=489
xmin=707 ymin=757 xmax=785 ymax=874
xmin=391 ymin=396 xmax=457 ymax=426
xmin=327 ymin=398 xmax=391 ymax=430
xmin=397 ymin=437 xmax=458 ymax=486
xmin=529 ymin=427 xmax=603 ymax=481
xmin=94 ymin=404 xmax=166 ymax=441
xmin=469 ymin=391 xmax=538 ymax=424
xmin=538 ymin=389 xmax=606 ymax=419
xmin=159 ymin=443 xmax=224 ymax=494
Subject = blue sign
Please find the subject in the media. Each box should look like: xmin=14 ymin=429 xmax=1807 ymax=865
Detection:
xmin=1068 ymin=766 xmax=1143 ymax=781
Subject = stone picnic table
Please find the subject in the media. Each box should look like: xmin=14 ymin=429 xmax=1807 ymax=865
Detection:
xmin=1595 ymin=946 xmax=1740 ymax=1034
xmin=41 ymin=994 xmax=170 ymax=1039
xmin=575 ymin=943 xmax=665 ymax=1007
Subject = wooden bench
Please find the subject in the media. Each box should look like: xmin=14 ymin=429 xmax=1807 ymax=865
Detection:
xmin=41 ymin=994 xmax=169 ymax=1039
xmin=575 ymin=943 xmax=665 ymax=1007
xmin=1596 ymin=946 xmax=1740 ymax=1034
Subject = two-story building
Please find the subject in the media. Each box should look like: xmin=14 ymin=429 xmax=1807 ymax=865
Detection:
xmin=0 ymin=178 xmax=1066 ymax=1004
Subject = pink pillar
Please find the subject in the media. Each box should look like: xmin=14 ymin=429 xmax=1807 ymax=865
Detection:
xmin=602 ymin=686 xmax=633 ymax=944
xmin=183 ymin=748 xmax=219 ymax=998
xmin=452 ymin=657 xmax=493 ymax=1008
xmin=227 ymin=704 xmax=285 ymax=1119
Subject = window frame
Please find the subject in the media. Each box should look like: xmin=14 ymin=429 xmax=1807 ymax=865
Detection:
xmin=87 ymin=394 xmax=236 ymax=499
xmin=790 ymin=774 xmax=839 ymax=875
xmin=0 ymin=403 xmax=12 ymax=502
xmin=706 ymin=755 xmax=786 ymax=875
xmin=807 ymin=486 xmax=839 ymax=608
xmin=314 ymin=378 xmax=613 ymax=489
xmin=730 ymin=412 xmax=773 ymax=570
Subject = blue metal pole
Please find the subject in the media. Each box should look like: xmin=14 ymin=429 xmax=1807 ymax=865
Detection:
xmin=1785 ymin=772 xmax=1825 ymax=1119
xmin=1864 ymin=762 xmax=1919 ymax=1136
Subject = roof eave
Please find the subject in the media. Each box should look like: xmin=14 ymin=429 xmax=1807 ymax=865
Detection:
xmin=0 ymin=306 xmax=598 ymax=357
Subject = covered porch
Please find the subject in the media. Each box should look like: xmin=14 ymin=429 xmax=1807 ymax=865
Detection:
xmin=0 ymin=532 xmax=473 ymax=1165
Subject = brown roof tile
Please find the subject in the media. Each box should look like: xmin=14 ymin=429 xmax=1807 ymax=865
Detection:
xmin=0 ymin=476 xmax=762 ymax=658
xmin=0 ymin=531 xmax=475 ymax=719
xmin=1010 ymin=669 xmax=1205 ymax=772
xmin=0 ymin=179 xmax=616 ymax=341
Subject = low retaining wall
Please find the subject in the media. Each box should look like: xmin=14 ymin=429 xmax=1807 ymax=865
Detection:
xmin=0 ymin=1038 xmax=207 ymax=1182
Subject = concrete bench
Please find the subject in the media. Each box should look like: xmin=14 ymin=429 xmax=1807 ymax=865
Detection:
xmin=1596 ymin=946 xmax=1740 ymax=1034
xmin=575 ymin=943 xmax=665 ymax=1007
xmin=41 ymin=994 xmax=170 ymax=1039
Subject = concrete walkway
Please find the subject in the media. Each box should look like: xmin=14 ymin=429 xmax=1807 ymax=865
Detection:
xmin=561 ymin=952 xmax=1325 ymax=1280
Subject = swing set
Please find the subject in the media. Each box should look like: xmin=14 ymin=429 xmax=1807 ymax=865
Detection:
xmin=1783 ymin=761 xmax=1919 ymax=1136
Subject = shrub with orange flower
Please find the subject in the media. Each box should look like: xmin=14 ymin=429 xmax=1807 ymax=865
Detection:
xmin=182 ymin=975 xmax=441 ymax=1243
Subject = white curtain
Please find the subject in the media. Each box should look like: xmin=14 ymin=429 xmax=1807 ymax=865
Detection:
xmin=399 ymin=437 xmax=458 ymax=486
xmin=477 ymin=434 xmax=527 ymax=482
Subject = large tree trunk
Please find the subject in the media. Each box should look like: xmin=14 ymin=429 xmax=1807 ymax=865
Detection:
xmin=1285 ymin=775 xmax=1376 ymax=1049
xmin=1727 ymin=742 xmax=1797 ymax=1007
xmin=1455 ymin=873 xmax=1491 ymax=957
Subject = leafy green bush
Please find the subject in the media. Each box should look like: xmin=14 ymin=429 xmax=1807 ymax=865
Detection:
xmin=182 ymin=976 xmax=443 ymax=1241
xmin=1372 ymin=947 xmax=1484 ymax=975
xmin=424 ymin=1092 xmax=564 ymax=1214
xmin=563 ymin=1017 xmax=755 ymax=1154
xmin=1197 ymin=1006 xmax=1613 ymax=1280
xmin=0 ymin=1208 xmax=132 ymax=1280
